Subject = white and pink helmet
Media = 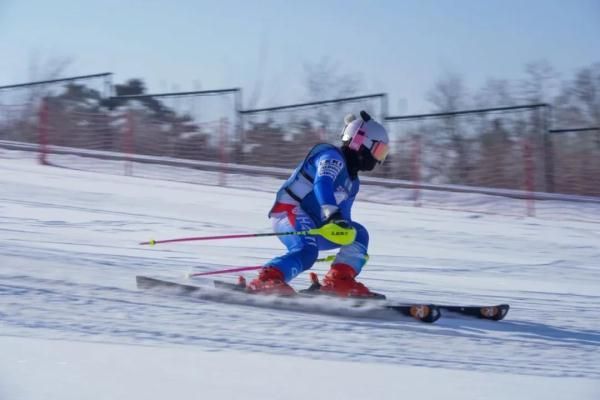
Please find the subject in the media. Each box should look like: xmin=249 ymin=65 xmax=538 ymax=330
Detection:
xmin=341 ymin=111 xmax=390 ymax=163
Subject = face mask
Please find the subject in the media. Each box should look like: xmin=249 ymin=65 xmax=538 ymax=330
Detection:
xmin=358 ymin=146 xmax=378 ymax=171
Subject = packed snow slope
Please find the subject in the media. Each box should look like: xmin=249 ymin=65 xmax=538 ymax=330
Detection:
xmin=1 ymin=151 xmax=599 ymax=399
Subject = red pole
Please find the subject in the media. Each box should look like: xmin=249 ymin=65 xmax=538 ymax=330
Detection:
xmin=37 ymin=99 xmax=49 ymax=165
xmin=522 ymin=138 xmax=535 ymax=217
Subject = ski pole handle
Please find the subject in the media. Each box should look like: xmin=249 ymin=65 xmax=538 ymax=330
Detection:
xmin=306 ymin=223 xmax=356 ymax=246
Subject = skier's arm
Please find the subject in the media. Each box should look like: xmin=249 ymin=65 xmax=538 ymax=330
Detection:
xmin=312 ymin=151 xmax=345 ymax=222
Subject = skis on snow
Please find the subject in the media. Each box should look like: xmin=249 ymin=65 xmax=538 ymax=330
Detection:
xmin=213 ymin=278 xmax=440 ymax=323
xmin=137 ymin=275 xmax=440 ymax=323
xmin=136 ymin=275 xmax=509 ymax=323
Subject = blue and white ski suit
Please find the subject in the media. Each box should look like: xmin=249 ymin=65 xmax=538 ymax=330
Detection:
xmin=266 ymin=144 xmax=369 ymax=282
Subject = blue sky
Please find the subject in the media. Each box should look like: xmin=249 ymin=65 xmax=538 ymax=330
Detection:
xmin=1 ymin=0 xmax=599 ymax=114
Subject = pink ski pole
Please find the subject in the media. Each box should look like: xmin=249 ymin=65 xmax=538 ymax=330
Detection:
xmin=139 ymin=232 xmax=292 ymax=246
xmin=186 ymin=256 xmax=336 ymax=278
xmin=187 ymin=265 xmax=262 ymax=277
xmin=139 ymin=224 xmax=357 ymax=247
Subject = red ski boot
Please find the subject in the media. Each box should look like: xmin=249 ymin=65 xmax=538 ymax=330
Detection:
xmin=320 ymin=263 xmax=373 ymax=297
xmin=247 ymin=267 xmax=296 ymax=296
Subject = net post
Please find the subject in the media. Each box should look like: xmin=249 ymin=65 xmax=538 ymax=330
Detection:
xmin=37 ymin=98 xmax=49 ymax=165
xmin=522 ymin=138 xmax=535 ymax=217
xmin=124 ymin=110 xmax=135 ymax=176
xmin=411 ymin=135 xmax=422 ymax=207
xmin=219 ymin=117 xmax=229 ymax=187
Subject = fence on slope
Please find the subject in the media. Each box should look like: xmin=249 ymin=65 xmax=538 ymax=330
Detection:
xmin=1 ymin=74 xmax=599 ymax=221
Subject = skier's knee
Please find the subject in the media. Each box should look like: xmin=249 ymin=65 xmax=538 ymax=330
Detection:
xmin=352 ymin=222 xmax=369 ymax=247
xmin=299 ymin=244 xmax=319 ymax=271
xmin=332 ymin=222 xmax=369 ymax=275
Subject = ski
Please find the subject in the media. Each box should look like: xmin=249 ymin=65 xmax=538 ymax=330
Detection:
xmin=137 ymin=275 xmax=204 ymax=293
xmin=213 ymin=279 xmax=440 ymax=323
xmin=136 ymin=275 xmax=441 ymax=323
xmin=438 ymin=304 xmax=510 ymax=321
xmin=213 ymin=275 xmax=441 ymax=323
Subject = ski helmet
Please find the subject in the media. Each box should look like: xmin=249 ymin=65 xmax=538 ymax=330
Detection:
xmin=341 ymin=111 xmax=390 ymax=163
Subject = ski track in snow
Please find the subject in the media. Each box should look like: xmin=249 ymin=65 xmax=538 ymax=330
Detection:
xmin=1 ymin=154 xmax=600 ymax=381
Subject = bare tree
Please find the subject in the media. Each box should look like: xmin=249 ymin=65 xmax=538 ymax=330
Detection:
xmin=25 ymin=52 xmax=74 ymax=115
xmin=300 ymin=57 xmax=364 ymax=141
xmin=246 ymin=30 xmax=270 ymax=110
xmin=427 ymin=71 xmax=467 ymax=112
xmin=550 ymin=63 xmax=600 ymax=195
xmin=425 ymin=72 xmax=472 ymax=184
xmin=474 ymin=78 xmax=516 ymax=108
xmin=0 ymin=53 xmax=74 ymax=142
xmin=560 ymin=63 xmax=600 ymax=127
xmin=303 ymin=57 xmax=362 ymax=101
xmin=520 ymin=60 xmax=559 ymax=104
xmin=27 ymin=52 xmax=74 ymax=88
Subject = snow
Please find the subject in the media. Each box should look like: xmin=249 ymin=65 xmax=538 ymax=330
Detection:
xmin=2 ymin=336 xmax=597 ymax=400
xmin=1 ymin=150 xmax=599 ymax=399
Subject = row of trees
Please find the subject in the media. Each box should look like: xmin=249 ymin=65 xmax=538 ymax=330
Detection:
xmin=426 ymin=61 xmax=599 ymax=131
xmin=416 ymin=61 xmax=599 ymax=194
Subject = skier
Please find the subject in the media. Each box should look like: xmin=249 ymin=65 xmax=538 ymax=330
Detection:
xmin=247 ymin=110 xmax=390 ymax=297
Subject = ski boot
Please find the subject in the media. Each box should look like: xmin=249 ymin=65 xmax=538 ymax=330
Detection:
xmin=246 ymin=267 xmax=296 ymax=296
xmin=319 ymin=263 xmax=375 ymax=298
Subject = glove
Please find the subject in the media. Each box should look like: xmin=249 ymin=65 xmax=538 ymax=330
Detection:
xmin=325 ymin=211 xmax=352 ymax=230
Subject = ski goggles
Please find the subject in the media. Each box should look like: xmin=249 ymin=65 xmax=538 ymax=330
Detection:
xmin=370 ymin=140 xmax=390 ymax=162
xmin=348 ymin=130 xmax=390 ymax=162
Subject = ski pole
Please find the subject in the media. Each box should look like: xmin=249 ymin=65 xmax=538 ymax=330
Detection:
xmin=187 ymin=265 xmax=262 ymax=277
xmin=186 ymin=255 xmax=337 ymax=278
xmin=139 ymin=223 xmax=356 ymax=247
